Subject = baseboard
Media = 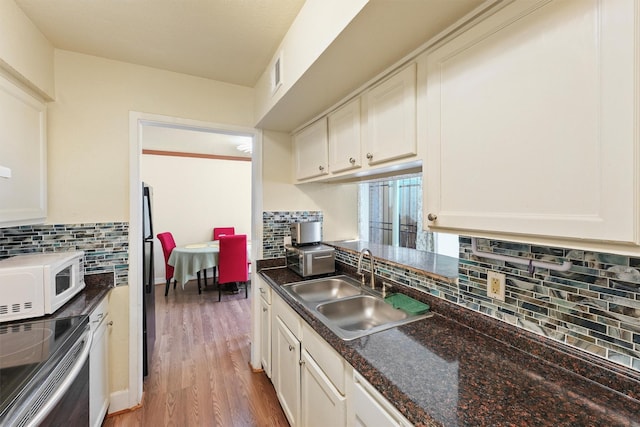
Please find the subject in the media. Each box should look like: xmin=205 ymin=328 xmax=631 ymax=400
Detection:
xmin=107 ymin=389 xmax=134 ymax=414
xmin=249 ymin=360 xmax=264 ymax=373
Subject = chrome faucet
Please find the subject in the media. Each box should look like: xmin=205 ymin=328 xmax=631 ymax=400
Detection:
xmin=357 ymin=248 xmax=376 ymax=290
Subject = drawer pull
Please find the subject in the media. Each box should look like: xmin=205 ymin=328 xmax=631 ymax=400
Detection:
xmin=349 ymin=157 xmax=356 ymax=164
xmin=366 ymin=153 xmax=373 ymax=160
xmin=427 ymin=213 xmax=438 ymax=221
xmin=289 ymin=344 xmax=294 ymax=352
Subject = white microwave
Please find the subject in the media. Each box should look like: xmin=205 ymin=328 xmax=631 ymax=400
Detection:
xmin=0 ymin=251 xmax=85 ymax=322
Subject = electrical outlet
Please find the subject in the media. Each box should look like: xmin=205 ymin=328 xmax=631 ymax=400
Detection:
xmin=487 ymin=271 xmax=506 ymax=301
xmin=284 ymin=236 xmax=292 ymax=246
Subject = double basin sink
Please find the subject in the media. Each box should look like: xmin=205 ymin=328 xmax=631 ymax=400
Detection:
xmin=282 ymin=275 xmax=432 ymax=340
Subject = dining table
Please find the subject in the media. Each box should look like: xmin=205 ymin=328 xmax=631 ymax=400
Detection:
xmin=168 ymin=240 xmax=251 ymax=289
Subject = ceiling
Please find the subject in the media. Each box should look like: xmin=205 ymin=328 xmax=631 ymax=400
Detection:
xmin=15 ymin=0 xmax=305 ymax=87
xmin=15 ymin=0 xmax=486 ymax=132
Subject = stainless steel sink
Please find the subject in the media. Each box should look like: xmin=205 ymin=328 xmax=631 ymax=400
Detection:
xmin=282 ymin=276 xmax=432 ymax=340
xmin=316 ymin=295 xmax=408 ymax=330
xmin=282 ymin=275 xmax=363 ymax=304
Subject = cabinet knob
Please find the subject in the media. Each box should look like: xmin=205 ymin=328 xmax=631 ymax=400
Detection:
xmin=349 ymin=157 xmax=356 ymax=164
xmin=288 ymin=344 xmax=294 ymax=351
xmin=299 ymin=360 xmax=305 ymax=367
xmin=107 ymin=321 xmax=113 ymax=326
xmin=366 ymin=153 xmax=373 ymax=160
xmin=427 ymin=213 xmax=438 ymax=221
xmin=262 ymin=307 xmax=268 ymax=312
xmin=259 ymin=288 xmax=266 ymax=294
xmin=318 ymin=165 xmax=325 ymax=171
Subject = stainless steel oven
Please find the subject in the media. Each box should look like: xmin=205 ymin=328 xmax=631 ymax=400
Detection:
xmin=0 ymin=315 xmax=91 ymax=427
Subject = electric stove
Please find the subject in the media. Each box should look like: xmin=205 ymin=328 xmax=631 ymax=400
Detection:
xmin=0 ymin=314 xmax=89 ymax=423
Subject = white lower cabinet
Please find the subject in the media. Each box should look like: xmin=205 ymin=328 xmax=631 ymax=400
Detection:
xmin=267 ymin=290 xmax=409 ymax=427
xmin=353 ymin=372 xmax=412 ymax=427
xmin=89 ymin=295 xmax=110 ymax=427
xmin=274 ymin=316 xmax=301 ymax=426
xmin=258 ymin=277 xmax=272 ymax=378
xmin=260 ymin=297 xmax=272 ymax=377
xmin=301 ymin=349 xmax=346 ymax=427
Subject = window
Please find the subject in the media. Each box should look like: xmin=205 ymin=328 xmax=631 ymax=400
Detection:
xmin=358 ymin=174 xmax=459 ymax=257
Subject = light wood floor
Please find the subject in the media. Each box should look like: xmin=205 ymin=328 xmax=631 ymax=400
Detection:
xmin=103 ymin=281 xmax=289 ymax=427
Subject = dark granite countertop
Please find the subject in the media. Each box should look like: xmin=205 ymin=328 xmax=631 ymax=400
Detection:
xmin=258 ymin=263 xmax=640 ymax=427
xmin=324 ymin=240 xmax=459 ymax=283
xmin=46 ymin=272 xmax=113 ymax=319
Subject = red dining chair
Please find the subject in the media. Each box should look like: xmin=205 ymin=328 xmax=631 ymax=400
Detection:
xmin=217 ymin=234 xmax=249 ymax=301
xmin=157 ymin=232 xmax=177 ymax=296
xmin=213 ymin=227 xmax=235 ymax=240
xmin=211 ymin=227 xmax=235 ymax=282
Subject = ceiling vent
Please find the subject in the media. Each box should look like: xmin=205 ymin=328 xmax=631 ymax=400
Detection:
xmin=271 ymin=52 xmax=283 ymax=95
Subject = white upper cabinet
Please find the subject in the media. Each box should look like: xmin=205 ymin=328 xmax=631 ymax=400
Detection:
xmin=424 ymin=0 xmax=640 ymax=245
xmin=0 ymin=74 xmax=47 ymax=227
xmin=362 ymin=63 xmax=417 ymax=166
xmin=293 ymin=117 xmax=329 ymax=181
xmin=292 ymin=62 xmax=420 ymax=183
xmin=328 ymin=98 xmax=361 ymax=173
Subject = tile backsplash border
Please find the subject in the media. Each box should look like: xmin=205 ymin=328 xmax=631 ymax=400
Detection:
xmin=333 ymin=236 xmax=640 ymax=373
xmin=262 ymin=211 xmax=323 ymax=259
xmin=0 ymin=222 xmax=129 ymax=286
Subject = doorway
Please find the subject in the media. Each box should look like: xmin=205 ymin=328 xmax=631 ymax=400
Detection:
xmin=129 ymin=112 xmax=263 ymax=408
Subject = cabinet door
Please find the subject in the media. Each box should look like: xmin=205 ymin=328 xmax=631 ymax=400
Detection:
xmin=274 ymin=317 xmax=301 ymax=427
xmin=0 ymin=74 xmax=46 ymax=226
xmin=353 ymin=372 xmax=411 ymax=427
xmin=260 ymin=297 xmax=272 ymax=378
xmin=424 ymin=0 xmax=640 ymax=244
xmin=328 ymin=98 xmax=362 ymax=173
xmin=294 ymin=117 xmax=329 ymax=180
xmin=90 ymin=297 xmax=110 ymax=427
xmin=363 ymin=63 xmax=417 ymax=165
xmin=301 ymin=349 xmax=347 ymax=427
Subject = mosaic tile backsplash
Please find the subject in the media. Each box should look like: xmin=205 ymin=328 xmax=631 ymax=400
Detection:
xmin=331 ymin=237 xmax=640 ymax=373
xmin=262 ymin=211 xmax=323 ymax=258
xmin=0 ymin=223 xmax=129 ymax=286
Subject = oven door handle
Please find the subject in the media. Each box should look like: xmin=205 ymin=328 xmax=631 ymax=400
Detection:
xmin=28 ymin=328 xmax=93 ymax=427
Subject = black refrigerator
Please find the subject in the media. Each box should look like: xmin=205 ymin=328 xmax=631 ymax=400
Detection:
xmin=142 ymin=183 xmax=156 ymax=377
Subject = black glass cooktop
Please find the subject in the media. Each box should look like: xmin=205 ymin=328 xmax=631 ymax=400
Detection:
xmin=0 ymin=315 xmax=88 ymax=418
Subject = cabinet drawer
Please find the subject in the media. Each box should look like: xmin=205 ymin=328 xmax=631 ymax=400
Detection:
xmin=274 ymin=292 xmax=301 ymax=339
xmin=258 ymin=282 xmax=272 ymax=304
xmin=89 ymin=295 xmax=109 ymax=330
xmin=353 ymin=371 xmax=412 ymax=427
xmin=302 ymin=322 xmax=345 ymax=395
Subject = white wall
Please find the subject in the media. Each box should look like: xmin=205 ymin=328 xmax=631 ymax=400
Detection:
xmin=142 ymin=153 xmax=251 ymax=284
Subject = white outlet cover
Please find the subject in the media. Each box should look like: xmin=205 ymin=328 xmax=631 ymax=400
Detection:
xmin=0 ymin=166 xmax=11 ymax=178
xmin=284 ymin=236 xmax=292 ymax=246
xmin=487 ymin=271 xmax=506 ymax=302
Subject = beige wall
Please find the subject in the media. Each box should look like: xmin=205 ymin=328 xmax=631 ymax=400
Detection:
xmin=47 ymin=49 xmax=254 ymax=224
xmin=142 ymin=154 xmax=252 ymax=283
xmin=261 ymin=130 xmax=358 ymax=241
xmin=46 ymin=50 xmax=255 ymax=404
xmin=0 ymin=0 xmax=54 ymax=99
